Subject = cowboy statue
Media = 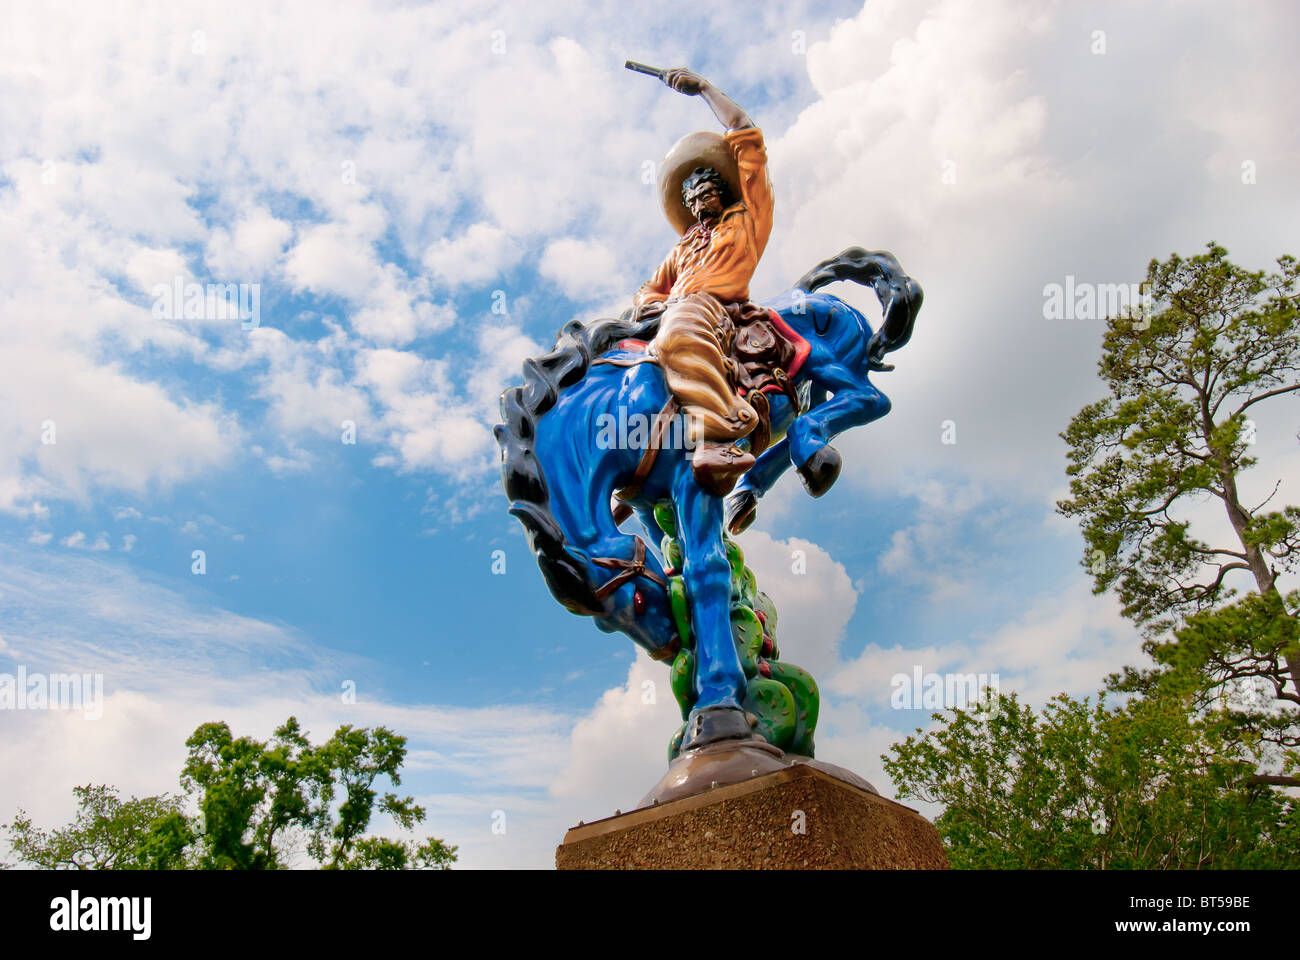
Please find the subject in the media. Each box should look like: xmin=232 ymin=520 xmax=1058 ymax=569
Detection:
xmin=630 ymin=66 xmax=780 ymax=497
xmin=497 ymin=63 xmax=922 ymax=802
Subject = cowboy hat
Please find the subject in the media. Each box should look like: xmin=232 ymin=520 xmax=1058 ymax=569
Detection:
xmin=658 ymin=131 xmax=742 ymax=236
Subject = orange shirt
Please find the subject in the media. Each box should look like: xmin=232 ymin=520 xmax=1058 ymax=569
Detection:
xmin=635 ymin=126 xmax=774 ymax=307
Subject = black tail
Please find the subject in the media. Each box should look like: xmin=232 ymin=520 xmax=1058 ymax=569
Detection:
xmin=796 ymin=247 xmax=923 ymax=357
xmin=495 ymin=309 xmax=662 ymax=616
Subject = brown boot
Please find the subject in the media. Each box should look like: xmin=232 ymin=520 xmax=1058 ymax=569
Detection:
xmin=691 ymin=441 xmax=756 ymax=497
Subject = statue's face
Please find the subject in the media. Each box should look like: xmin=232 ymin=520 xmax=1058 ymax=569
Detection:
xmin=686 ymin=181 xmax=724 ymax=221
xmin=593 ymin=576 xmax=677 ymax=661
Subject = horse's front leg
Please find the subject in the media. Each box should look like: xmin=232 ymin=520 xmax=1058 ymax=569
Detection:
xmin=673 ymin=468 xmax=752 ymax=749
xmin=725 ymin=389 xmax=822 ymax=534
xmin=786 ymin=361 xmax=891 ymax=497
xmin=725 ymin=437 xmax=789 ymax=534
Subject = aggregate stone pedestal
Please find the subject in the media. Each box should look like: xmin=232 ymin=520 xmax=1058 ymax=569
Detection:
xmin=555 ymin=762 xmax=950 ymax=870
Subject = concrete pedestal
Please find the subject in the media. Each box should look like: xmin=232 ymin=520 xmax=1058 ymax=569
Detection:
xmin=556 ymin=762 xmax=950 ymax=870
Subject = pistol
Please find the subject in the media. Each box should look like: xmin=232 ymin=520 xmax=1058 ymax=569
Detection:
xmin=624 ymin=60 xmax=667 ymax=81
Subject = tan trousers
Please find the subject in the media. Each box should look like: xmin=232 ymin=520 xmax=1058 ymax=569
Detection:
xmin=650 ymin=292 xmax=758 ymax=445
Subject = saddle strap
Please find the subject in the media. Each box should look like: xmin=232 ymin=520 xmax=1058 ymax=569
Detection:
xmin=772 ymin=366 xmax=802 ymax=413
xmin=614 ymin=396 xmax=679 ymax=503
xmin=590 ymin=535 xmax=666 ymax=602
xmin=747 ymin=390 xmax=771 ymax=458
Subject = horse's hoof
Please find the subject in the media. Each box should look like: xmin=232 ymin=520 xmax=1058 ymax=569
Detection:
xmin=724 ymin=488 xmax=758 ymax=535
xmin=797 ymin=445 xmax=841 ymax=498
xmin=680 ymin=706 xmax=756 ymax=752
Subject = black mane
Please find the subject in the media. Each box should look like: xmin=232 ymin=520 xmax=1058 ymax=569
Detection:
xmin=493 ymin=308 xmax=661 ymax=615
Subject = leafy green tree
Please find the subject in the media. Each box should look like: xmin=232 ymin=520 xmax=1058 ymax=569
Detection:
xmin=1057 ymin=242 xmax=1300 ymax=788
xmin=884 ymin=692 xmax=1300 ymax=869
xmin=179 ymin=716 xmax=456 ymax=869
xmin=3 ymin=718 xmax=457 ymax=870
xmin=3 ymin=785 xmax=193 ymax=870
xmin=883 ymin=243 xmax=1300 ymax=869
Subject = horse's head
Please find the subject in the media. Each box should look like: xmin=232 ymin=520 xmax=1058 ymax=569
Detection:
xmin=593 ymin=576 xmax=678 ymax=659
xmin=587 ymin=536 xmax=680 ymax=660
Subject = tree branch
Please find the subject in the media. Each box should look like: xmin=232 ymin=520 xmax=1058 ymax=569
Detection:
xmin=1248 ymin=774 xmax=1300 ymax=788
xmin=1251 ymin=479 xmax=1283 ymax=514
xmin=1234 ymin=383 xmax=1300 ymax=418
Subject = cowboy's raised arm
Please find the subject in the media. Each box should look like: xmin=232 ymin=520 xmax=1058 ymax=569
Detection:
xmin=662 ymin=68 xmax=770 ymax=236
xmin=661 ymin=68 xmax=752 ymax=131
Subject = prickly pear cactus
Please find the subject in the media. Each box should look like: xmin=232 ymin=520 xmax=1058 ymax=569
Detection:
xmin=653 ymin=500 xmax=820 ymax=762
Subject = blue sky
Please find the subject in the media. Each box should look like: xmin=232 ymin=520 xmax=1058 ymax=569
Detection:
xmin=2 ymin=0 xmax=1298 ymax=868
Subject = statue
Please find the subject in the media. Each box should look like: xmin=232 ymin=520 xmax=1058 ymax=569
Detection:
xmin=496 ymin=64 xmax=922 ymax=799
xmin=626 ymin=65 xmax=775 ymax=498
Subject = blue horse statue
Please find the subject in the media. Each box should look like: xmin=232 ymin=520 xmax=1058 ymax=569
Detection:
xmin=496 ymin=247 xmax=921 ymax=753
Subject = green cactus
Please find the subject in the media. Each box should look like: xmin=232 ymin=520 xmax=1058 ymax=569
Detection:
xmin=669 ymin=647 xmax=696 ymax=718
xmin=667 ymin=576 xmax=691 ymax=650
xmin=742 ymin=678 xmax=797 ymax=749
xmin=731 ymin=605 xmax=762 ymax=678
xmin=764 ymin=660 xmax=819 ymax=756
xmin=653 ymin=500 xmax=677 ymax=537
xmin=653 ymin=499 xmax=821 ymax=762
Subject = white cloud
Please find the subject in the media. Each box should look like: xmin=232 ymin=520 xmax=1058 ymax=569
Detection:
xmin=759 ymin=0 xmax=1300 ymax=510
xmin=466 ymin=324 xmax=542 ymax=415
xmin=204 ymin=207 xmax=293 ymax=279
xmin=0 ymin=336 xmax=240 ymax=515
xmin=264 ymin=445 xmax=314 ymax=477
xmin=734 ymin=529 xmax=859 ymax=680
xmin=250 ymin=328 xmax=374 ymax=438
xmin=124 ymin=247 xmax=190 ymax=296
xmin=423 ymin=223 xmax=520 ymax=290
xmin=58 ymin=530 xmax=110 ymax=551
xmin=538 ymin=238 xmax=625 ymax=301
xmin=828 ymin=577 xmax=1140 ymax=708
xmin=551 ymin=654 xmax=685 ymax=814
xmin=350 ymin=293 xmax=457 ymax=346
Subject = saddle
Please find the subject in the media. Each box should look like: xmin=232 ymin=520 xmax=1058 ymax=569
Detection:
xmin=719 ymin=301 xmax=804 ymax=457
xmin=596 ymin=302 xmax=807 ymax=503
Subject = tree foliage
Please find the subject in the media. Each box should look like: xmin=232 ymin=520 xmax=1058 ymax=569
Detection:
xmin=884 ymin=692 xmax=1300 ymax=869
xmin=1056 ymin=242 xmax=1300 ymax=787
xmin=180 ymin=717 xmax=455 ymax=870
xmin=4 ymin=786 xmax=192 ymax=870
xmin=884 ymin=244 xmax=1300 ymax=869
xmin=4 ymin=717 xmax=457 ymax=870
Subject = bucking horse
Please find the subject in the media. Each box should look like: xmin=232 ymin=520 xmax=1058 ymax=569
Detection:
xmin=495 ymin=247 xmax=921 ymax=759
